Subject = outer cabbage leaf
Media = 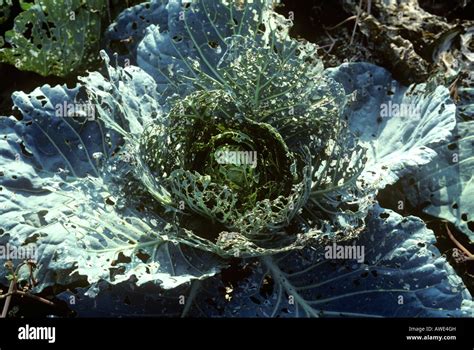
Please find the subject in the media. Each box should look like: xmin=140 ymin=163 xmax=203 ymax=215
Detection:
xmin=0 ymin=172 xmax=221 ymax=291
xmin=0 ymin=0 xmax=106 ymax=76
xmin=0 ymin=65 xmax=223 ymax=291
xmin=56 ymin=280 xmax=190 ymax=317
xmin=457 ymin=83 xmax=474 ymax=122
xmin=399 ymin=79 xmax=474 ymax=242
xmin=326 ymin=63 xmax=457 ymax=189
xmin=11 ymin=84 xmax=115 ymax=178
xmin=104 ymin=0 xmax=169 ymax=67
xmin=79 ymin=51 xmax=164 ymax=139
xmin=402 ymin=120 xmax=474 ymax=242
xmin=136 ymin=0 xmax=275 ymax=96
xmin=188 ymin=206 xmax=473 ymax=317
xmin=54 ymin=205 xmax=474 ymax=317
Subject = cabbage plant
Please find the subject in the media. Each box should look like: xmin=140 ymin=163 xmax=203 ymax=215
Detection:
xmin=0 ymin=0 xmax=473 ymax=317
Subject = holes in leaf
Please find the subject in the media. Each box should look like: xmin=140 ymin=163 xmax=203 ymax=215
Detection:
xmin=208 ymin=40 xmax=219 ymax=49
xmin=439 ymin=103 xmax=446 ymax=114
xmin=417 ymin=241 xmax=425 ymax=248
xmin=136 ymin=250 xmax=151 ymax=263
xmin=13 ymin=110 xmax=23 ymax=121
xmin=304 ymin=55 xmax=316 ymax=64
xmin=76 ymin=87 xmax=95 ymax=116
xmin=259 ymin=274 xmax=274 ymax=298
xmin=23 ymin=233 xmax=40 ymax=245
xmin=40 ymin=21 xmax=56 ymax=39
xmin=108 ymin=40 xmax=129 ymax=55
xmin=131 ymin=22 xmax=138 ymax=30
xmin=19 ymin=141 xmax=33 ymax=157
xmin=447 ymin=143 xmax=457 ymax=150
xmin=22 ymin=22 xmax=34 ymax=40
xmin=258 ymin=23 xmax=266 ymax=34
xmin=452 ymin=202 xmax=458 ymax=209
xmin=173 ymin=35 xmax=183 ymax=43
xmin=105 ymin=197 xmax=115 ymax=206
xmin=109 ymin=266 xmax=126 ymax=281
xmin=461 ymin=213 xmax=468 ymax=221
xmin=379 ymin=212 xmax=390 ymax=219
xmin=111 ymin=252 xmax=131 ymax=266
xmin=468 ymin=221 xmax=474 ymax=232
xmin=36 ymin=96 xmax=47 ymax=107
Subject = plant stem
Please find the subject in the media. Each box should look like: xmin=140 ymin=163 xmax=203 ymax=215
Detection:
xmin=1 ymin=279 xmax=15 ymax=318
xmin=325 ymin=16 xmax=357 ymax=31
xmin=15 ymin=291 xmax=55 ymax=307
xmin=445 ymin=223 xmax=474 ymax=260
